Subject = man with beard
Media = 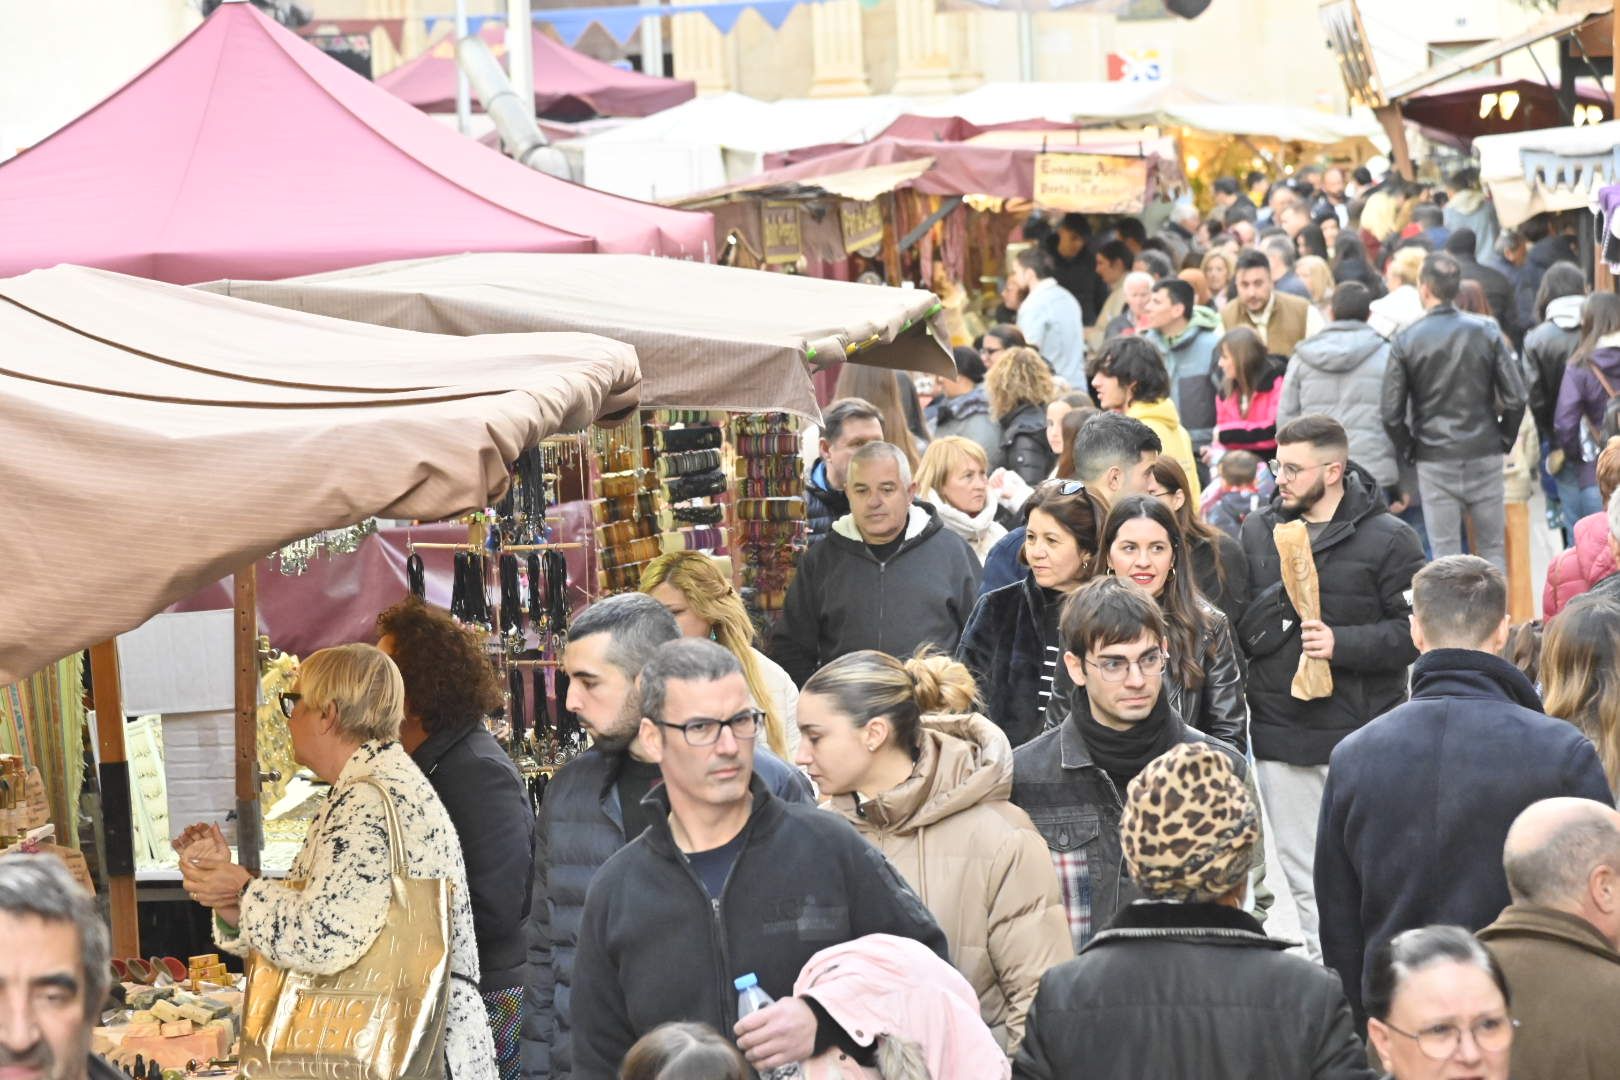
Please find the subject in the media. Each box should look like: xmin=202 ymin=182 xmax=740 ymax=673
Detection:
xmin=1235 ymin=415 xmax=1424 ymax=962
xmin=523 ymin=594 xmax=812 ymax=1080
xmin=0 ymin=856 xmax=114 ymax=1080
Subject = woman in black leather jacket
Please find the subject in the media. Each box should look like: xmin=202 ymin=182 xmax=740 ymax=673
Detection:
xmin=1100 ymin=494 xmax=1248 ymax=753
xmin=1143 ymin=455 xmax=1248 ymax=628
xmin=987 ymin=346 xmax=1058 ymax=485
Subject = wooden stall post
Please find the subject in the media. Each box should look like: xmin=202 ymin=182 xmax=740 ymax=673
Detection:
xmin=234 ymin=567 xmax=262 ymax=875
xmin=1505 ymin=502 xmax=1533 ymax=624
xmin=89 ymin=640 xmax=139 ymax=957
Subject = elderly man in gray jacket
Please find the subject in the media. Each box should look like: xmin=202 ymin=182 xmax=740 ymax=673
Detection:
xmin=1277 ymin=281 xmax=1399 ymax=500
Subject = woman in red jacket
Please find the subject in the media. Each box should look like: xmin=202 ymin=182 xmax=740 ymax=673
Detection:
xmin=1209 ymin=327 xmax=1287 ymax=462
xmin=1544 ymin=439 xmax=1620 ymax=618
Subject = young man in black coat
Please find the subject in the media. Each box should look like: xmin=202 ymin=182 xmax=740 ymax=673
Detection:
xmin=1236 ymin=414 xmax=1425 ymax=962
xmin=1315 ymin=555 xmax=1614 ymax=1025
xmin=570 ymin=640 xmax=947 ymax=1078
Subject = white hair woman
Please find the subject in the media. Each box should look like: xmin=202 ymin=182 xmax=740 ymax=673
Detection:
xmin=175 ymin=644 xmax=497 ymax=1080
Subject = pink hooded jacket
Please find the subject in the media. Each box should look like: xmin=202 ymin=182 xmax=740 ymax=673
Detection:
xmin=1544 ymin=512 xmax=1617 ymax=619
xmin=795 ymin=935 xmax=1009 ymax=1080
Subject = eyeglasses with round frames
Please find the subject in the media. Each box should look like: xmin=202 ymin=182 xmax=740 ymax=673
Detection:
xmin=278 ymin=692 xmax=301 ymax=719
xmin=1380 ymin=1014 xmax=1517 ymax=1061
xmin=654 ymin=708 xmax=764 ymax=747
xmin=1268 ymin=459 xmax=1329 ymax=483
xmin=1083 ymin=649 xmax=1167 ymax=683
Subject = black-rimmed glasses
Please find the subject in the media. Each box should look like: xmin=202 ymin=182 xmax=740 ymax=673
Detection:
xmin=1379 ymin=1015 xmax=1516 ymax=1061
xmin=278 ymin=692 xmax=301 ymax=719
xmin=1044 ymin=479 xmax=1087 ymax=496
xmin=654 ymin=708 xmax=764 ymax=747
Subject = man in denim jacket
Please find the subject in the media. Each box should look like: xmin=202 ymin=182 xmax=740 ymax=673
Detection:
xmin=1010 ymin=576 xmax=1245 ymax=951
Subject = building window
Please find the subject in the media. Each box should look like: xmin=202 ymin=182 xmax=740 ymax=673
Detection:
xmin=1428 ymin=40 xmax=1502 ymax=77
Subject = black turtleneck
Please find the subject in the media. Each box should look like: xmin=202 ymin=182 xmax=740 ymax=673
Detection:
xmin=1076 ymin=692 xmax=1180 ymax=796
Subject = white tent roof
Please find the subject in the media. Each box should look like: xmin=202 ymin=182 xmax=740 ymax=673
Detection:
xmin=560 ymin=85 xmax=1379 ymax=203
xmin=1475 ymin=122 xmax=1620 ymax=229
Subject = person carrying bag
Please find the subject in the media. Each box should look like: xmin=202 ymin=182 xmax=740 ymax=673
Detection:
xmin=176 ymin=645 xmax=497 ymax=1080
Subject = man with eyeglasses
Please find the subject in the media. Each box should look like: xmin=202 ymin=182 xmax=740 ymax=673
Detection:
xmin=1478 ymin=798 xmax=1620 ymax=1080
xmin=570 ymin=639 xmax=947 ymax=1079
xmin=522 ymin=594 xmax=810 ymax=1080
xmin=1010 ymin=576 xmax=1246 ymax=953
xmin=1236 ymin=414 xmax=1424 ymax=964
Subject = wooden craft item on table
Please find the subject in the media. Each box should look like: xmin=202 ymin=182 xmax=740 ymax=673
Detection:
xmin=1273 ymin=520 xmax=1334 ymax=701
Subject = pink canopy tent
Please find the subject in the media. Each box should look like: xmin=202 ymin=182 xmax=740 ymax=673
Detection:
xmin=379 ymin=23 xmax=695 ymax=120
xmin=0 ymin=2 xmax=711 ymax=284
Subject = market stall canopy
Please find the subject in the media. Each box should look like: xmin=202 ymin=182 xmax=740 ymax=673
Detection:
xmin=1396 ymin=76 xmax=1610 ymax=143
xmin=673 ymin=137 xmax=1178 ymax=205
xmin=0 ymin=1 xmax=712 ymax=284
xmin=378 ymin=22 xmax=695 ymax=119
xmin=0 ymin=264 xmax=641 ymax=683
xmin=1476 ymin=121 xmax=1620 ymax=229
xmin=198 ymin=252 xmax=957 ymax=418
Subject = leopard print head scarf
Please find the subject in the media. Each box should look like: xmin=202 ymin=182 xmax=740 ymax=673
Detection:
xmin=1121 ymin=743 xmax=1258 ymax=904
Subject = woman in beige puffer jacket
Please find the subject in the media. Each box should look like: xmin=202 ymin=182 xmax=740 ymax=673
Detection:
xmin=795 ymin=650 xmax=1073 ymax=1056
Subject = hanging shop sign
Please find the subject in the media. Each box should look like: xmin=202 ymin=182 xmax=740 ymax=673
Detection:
xmin=1032 ymin=153 xmax=1149 ymax=214
xmin=762 ymin=202 xmax=803 ymax=266
xmin=839 ymin=200 xmax=884 ymax=254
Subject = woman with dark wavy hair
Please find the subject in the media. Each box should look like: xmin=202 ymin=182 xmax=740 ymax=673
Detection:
xmin=1101 ymin=495 xmax=1248 ymax=752
xmin=376 ymin=597 xmax=534 ymax=1079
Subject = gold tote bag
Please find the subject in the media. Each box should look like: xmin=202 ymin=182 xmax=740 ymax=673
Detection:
xmin=241 ymin=778 xmax=453 ymax=1080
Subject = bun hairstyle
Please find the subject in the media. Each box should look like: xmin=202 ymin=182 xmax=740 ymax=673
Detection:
xmin=801 ymin=649 xmax=980 ymax=755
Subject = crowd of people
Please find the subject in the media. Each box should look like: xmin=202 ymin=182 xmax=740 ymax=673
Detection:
xmin=14 ymin=161 xmax=1620 ymax=1080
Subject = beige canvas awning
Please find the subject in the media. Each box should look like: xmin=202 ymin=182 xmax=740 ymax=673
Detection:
xmin=0 ymin=264 xmax=642 ymax=682
xmin=198 ymin=252 xmax=957 ymax=420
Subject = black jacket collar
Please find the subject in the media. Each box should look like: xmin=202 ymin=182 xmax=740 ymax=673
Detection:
xmin=1410 ymin=649 xmax=1543 ymax=713
xmin=639 ymin=772 xmax=783 ymax=859
xmin=408 ymin=722 xmax=478 ymax=775
xmin=1086 ymin=900 xmax=1291 ymax=953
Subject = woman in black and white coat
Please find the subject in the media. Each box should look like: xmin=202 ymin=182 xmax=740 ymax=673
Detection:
xmin=176 ymin=643 xmax=497 ymax=1080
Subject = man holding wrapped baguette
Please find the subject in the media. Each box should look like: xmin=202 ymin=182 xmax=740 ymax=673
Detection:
xmin=1234 ymin=415 xmax=1425 ymax=961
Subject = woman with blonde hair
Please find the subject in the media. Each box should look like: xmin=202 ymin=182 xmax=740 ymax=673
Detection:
xmin=1542 ymin=595 xmax=1620 ymax=795
xmin=916 ymin=435 xmax=1006 ymax=562
xmin=1201 ymin=249 xmax=1235 ymax=308
xmin=175 ymin=644 xmax=496 ymax=1080
xmin=640 ymin=552 xmax=797 ymax=759
xmin=985 ymin=346 xmax=1057 ymax=485
xmin=1369 ymin=245 xmax=1428 ymax=337
xmin=1294 ymin=255 xmax=1335 ymax=309
xmin=796 ymin=650 xmax=1071 ymax=1055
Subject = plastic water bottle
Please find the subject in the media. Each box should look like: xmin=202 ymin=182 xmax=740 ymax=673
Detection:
xmin=734 ymin=973 xmax=805 ymax=1079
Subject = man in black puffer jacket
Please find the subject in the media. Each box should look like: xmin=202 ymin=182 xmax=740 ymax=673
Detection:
xmin=804 ymin=397 xmax=885 ymax=545
xmin=523 ymin=596 xmax=812 ymax=1080
xmin=1014 ymin=743 xmax=1374 ymax=1080
xmin=1236 ymin=415 xmax=1424 ymax=964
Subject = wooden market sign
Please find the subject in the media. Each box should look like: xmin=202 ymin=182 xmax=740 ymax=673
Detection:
xmin=761 ymin=202 xmax=803 ymax=266
xmin=1032 ymin=153 xmax=1149 ymax=214
xmin=839 ymin=200 xmax=885 ymax=254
